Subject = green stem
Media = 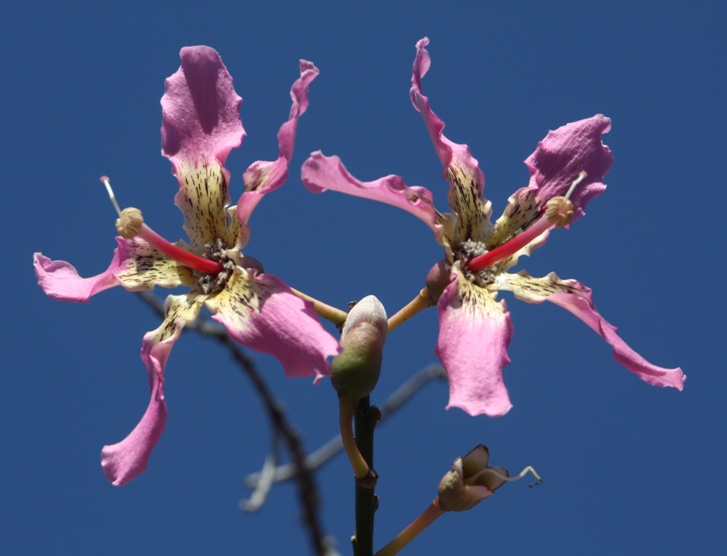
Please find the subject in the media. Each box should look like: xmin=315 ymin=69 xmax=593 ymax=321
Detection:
xmin=290 ymin=287 xmax=348 ymax=327
xmin=352 ymin=397 xmax=381 ymax=556
xmin=387 ymin=289 xmax=434 ymax=333
xmin=340 ymin=402 xmax=370 ymax=479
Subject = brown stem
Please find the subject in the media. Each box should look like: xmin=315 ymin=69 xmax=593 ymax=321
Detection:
xmin=375 ymin=500 xmax=445 ymax=556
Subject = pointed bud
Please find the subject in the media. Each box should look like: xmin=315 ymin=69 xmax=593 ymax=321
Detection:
xmin=331 ymin=295 xmax=387 ymax=407
xmin=437 ymin=445 xmax=510 ymax=512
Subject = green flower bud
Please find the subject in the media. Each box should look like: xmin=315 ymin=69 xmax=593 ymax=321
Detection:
xmin=331 ymin=295 xmax=387 ymax=407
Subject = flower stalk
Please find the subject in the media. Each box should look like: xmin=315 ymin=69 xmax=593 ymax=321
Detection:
xmin=339 ymin=402 xmax=371 ymax=480
xmin=374 ymin=500 xmax=445 ymax=556
xmin=387 ymin=288 xmax=435 ymax=332
xmin=290 ymin=287 xmax=349 ymax=327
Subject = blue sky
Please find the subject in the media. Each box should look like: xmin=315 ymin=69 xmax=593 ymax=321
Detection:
xmin=2 ymin=2 xmax=726 ymax=554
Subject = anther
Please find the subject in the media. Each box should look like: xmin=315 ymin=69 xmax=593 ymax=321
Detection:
xmin=544 ymin=197 xmax=573 ymax=228
xmin=116 ymin=207 xmax=144 ymax=239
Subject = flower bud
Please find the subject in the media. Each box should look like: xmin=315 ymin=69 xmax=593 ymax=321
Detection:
xmin=437 ymin=444 xmax=510 ymax=512
xmin=331 ymin=295 xmax=387 ymax=407
xmin=425 ymin=259 xmax=452 ymax=303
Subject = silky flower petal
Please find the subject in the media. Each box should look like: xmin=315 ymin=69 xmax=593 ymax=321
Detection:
xmin=486 ymin=115 xmax=613 ymax=250
xmin=173 ymin=161 xmax=234 ymax=248
xmin=101 ymin=293 xmax=203 ymax=486
xmin=162 ymin=46 xmax=244 ymax=248
xmin=435 ymin=272 xmax=514 ymax=417
xmin=526 ymin=115 xmax=613 ymax=221
xmin=161 ymin=45 xmax=244 ymax=168
xmin=237 ymin=61 xmax=320 ymax=229
xmin=410 ymin=38 xmax=491 ymax=241
xmin=115 ymin=237 xmax=197 ymax=291
xmin=206 ymin=269 xmax=340 ymax=382
xmin=33 ymin=250 xmax=124 ymax=302
xmin=501 ymin=271 xmax=685 ymax=390
xmin=301 ymin=152 xmax=441 ymax=234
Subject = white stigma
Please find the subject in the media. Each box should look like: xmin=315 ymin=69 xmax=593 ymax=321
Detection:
xmin=476 ymin=465 xmax=542 ymax=488
xmin=564 ymin=171 xmax=588 ymax=201
xmin=101 ymin=175 xmax=123 ymax=217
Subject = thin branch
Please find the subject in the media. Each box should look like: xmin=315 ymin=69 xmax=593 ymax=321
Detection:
xmin=137 ymin=291 xmax=330 ymax=556
xmin=246 ymin=364 xmax=447 ymax=488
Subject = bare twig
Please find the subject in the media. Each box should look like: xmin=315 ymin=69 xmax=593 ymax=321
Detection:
xmin=137 ymin=291 xmax=330 ymax=556
xmin=240 ymin=433 xmax=281 ymax=512
xmin=246 ymin=364 xmax=447 ymax=489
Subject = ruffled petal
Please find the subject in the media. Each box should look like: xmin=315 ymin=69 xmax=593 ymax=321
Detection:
xmin=435 ymin=271 xmax=514 ymax=417
xmin=410 ymin=38 xmax=491 ymax=241
xmin=206 ymin=268 xmax=340 ymax=381
xmin=33 ymin=250 xmax=124 ymax=302
xmin=161 ymin=46 xmax=244 ymax=248
xmin=162 ymin=45 xmax=244 ymax=168
xmin=101 ymin=293 xmax=203 ymax=486
xmin=115 ymin=237 xmax=197 ymax=291
xmin=526 ymin=115 xmax=613 ymax=219
xmin=486 ymin=115 xmax=613 ymax=249
xmin=301 ymin=152 xmax=442 ymax=234
xmin=500 ymin=271 xmax=685 ymax=390
xmin=236 ymin=60 xmax=320 ymax=230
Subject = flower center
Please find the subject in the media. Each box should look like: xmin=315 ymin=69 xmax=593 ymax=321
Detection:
xmin=195 ymin=238 xmax=236 ymax=294
xmin=454 ymin=239 xmax=498 ymax=287
xmin=467 ymin=171 xmax=587 ymax=273
xmin=102 ymin=176 xmax=224 ymax=276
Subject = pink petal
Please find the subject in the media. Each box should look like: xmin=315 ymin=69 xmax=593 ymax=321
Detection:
xmin=435 ymin=273 xmax=514 ymax=417
xmin=410 ymin=38 xmax=486 ymax=196
xmin=301 ymin=152 xmax=441 ymax=234
xmin=33 ymin=250 xmax=124 ymax=302
xmin=161 ymin=45 xmax=244 ymax=169
xmin=547 ymin=287 xmax=685 ymax=390
xmin=100 ymin=326 xmax=178 ymax=486
xmin=101 ymin=294 xmax=201 ymax=486
xmin=523 ymin=115 xmax=614 ymax=223
xmin=237 ymin=60 xmax=320 ymax=226
xmin=207 ymin=270 xmax=341 ymax=382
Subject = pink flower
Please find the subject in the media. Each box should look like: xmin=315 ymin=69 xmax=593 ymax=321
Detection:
xmin=34 ymin=46 xmax=340 ymax=485
xmin=301 ymin=38 xmax=683 ymax=418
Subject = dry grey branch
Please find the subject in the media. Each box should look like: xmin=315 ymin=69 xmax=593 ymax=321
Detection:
xmin=137 ymin=291 xmax=330 ymax=556
xmin=246 ymin=364 xmax=447 ymax=488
